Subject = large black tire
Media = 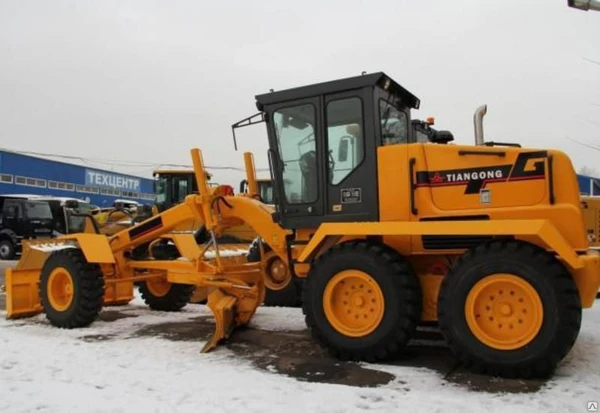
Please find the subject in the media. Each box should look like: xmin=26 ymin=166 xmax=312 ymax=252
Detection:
xmin=438 ymin=240 xmax=582 ymax=378
xmin=138 ymin=279 xmax=195 ymax=312
xmin=247 ymin=238 xmax=302 ymax=307
xmin=302 ymin=241 xmax=422 ymax=362
xmin=0 ymin=239 xmax=15 ymax=260
xmin=39 ymin=249 xmax=105 ymax=328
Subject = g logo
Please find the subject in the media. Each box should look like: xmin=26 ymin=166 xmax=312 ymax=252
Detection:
xmin=510 ymin=151 xmax=548 ymax=178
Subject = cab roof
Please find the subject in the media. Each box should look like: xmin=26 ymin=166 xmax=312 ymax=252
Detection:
xmin=153 ymin=169 xmax=213 ymax=179
xmin=255 ymin=72 xmax=420 ymax=110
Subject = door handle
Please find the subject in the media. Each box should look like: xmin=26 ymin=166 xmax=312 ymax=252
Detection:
xmin=409 ymin=157 xmax=418 ymax=215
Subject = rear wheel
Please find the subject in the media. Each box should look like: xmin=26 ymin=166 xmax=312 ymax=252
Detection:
xmin=247 ymin=239 xmax=301 ymax=307
xmin=0 ymin=239 xmax=15 ymax=260
xmin=39 ymin=249 xmax=105 ymax=328
xmin=438 ymin=240 xmax=582 ymax=378
xmin=302 ymin=241 xmax=422 ymax=361
xmin=139 ymin=277 xmax=195 ymax=311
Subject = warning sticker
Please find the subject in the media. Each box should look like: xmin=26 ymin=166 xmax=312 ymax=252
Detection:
xmin=341 ymin=188 xmax=362 ymax=204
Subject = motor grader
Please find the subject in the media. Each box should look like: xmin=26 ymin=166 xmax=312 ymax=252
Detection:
xmin=5 ymin=72 xmax=600 ymax=379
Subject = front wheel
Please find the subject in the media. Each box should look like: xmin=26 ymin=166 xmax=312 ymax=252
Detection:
xmin=302 ymin=241 xmax=422 ymax=362
xmin=39 ymin=249 xmax=105 ymax=328
xmin=438 ymin=240 xmax=582 ymax=378
xmin=0 ymin=239 xmax=15 ymax=260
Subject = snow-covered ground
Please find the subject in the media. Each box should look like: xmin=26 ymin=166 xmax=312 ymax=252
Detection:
xmin=1 ymin=291 xmax=600 ymax=413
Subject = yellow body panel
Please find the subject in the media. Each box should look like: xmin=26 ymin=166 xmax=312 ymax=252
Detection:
xmin=377 ymin=144 xmax=588 ymax=251
xmin=581 ymin=196 xmax=600 ymax=247
xmin=60 ymin=234 xmax=116 ymax=264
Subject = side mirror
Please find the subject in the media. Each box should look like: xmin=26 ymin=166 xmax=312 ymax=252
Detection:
xmin=239 ymin=179 xmax=248 ymax=194
xmin=338 ymin=138 xmax=349 ymax=162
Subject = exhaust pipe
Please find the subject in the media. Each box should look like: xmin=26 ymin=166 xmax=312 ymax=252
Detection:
xmin=568 ymin=0 xmax=600 ymax=11
xmin=473 ymin=104 xmax=487 ymax=146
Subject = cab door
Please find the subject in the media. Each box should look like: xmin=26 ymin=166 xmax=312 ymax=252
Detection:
xmin=323 ymin=89 xmax=378 ymax=222
xmin=268 ymin=97 xmax=325 ymax=229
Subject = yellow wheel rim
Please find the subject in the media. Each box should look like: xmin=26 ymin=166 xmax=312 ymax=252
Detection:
xmin=323 ymin=270 xmax=385 ymax=337
xmin=47 ymin=267 xmax=75 ymax=312
xmin=146 ymin=277 xmax=171 ymax=297
xmin=465 ymin=274 xmax=543 ymax=350
xmin=263 ymin=252 xmax=291 ymax=291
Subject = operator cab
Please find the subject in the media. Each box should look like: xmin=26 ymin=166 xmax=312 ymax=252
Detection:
xmin=254 ymin=72 xmax=420 ymax=229
xmin=153 ymin=169 xmax=213 ymax=212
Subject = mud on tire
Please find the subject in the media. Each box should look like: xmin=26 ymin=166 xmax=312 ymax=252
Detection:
xmin=39 ymin=249 xmax=105 ymax=328
xmin=438 ymin=240 xmax=582 ymax=378
xmin=302 ymin=241 xmax=422 ymax=362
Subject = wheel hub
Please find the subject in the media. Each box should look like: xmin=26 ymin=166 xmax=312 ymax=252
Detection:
xmin=146 ymin=277 xmax=171 ymax=297
xmin=323 ymin=270 xmax=385 ymax=337
xmin=263 ymin=254 xmax=292 ymax=291
xmin=465 ymin=274 xmax=543 ymax=350
xmin=47 ymin=267 xmax=75 ymax=312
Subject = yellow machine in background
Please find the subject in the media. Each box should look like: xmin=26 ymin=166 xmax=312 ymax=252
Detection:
xmin=5 ymin=72 xmax=600 ymax=379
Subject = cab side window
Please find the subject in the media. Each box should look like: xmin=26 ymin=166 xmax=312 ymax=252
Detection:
xmin=3 ymin=200 xmax=20 ymax=219
xmin=326 ymin=97 xmax=365 ymax=185
xmin=380 ymin=99 xmax=408 ymax=145
xmin=273 ymin=104 xmax=318 ymax=204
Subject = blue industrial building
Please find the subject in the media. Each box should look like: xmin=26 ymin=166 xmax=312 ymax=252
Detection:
xmin=0 ymin=150 xmax=155 ymax=206
xmin=577 ymin=174 xmax=600 ymax=196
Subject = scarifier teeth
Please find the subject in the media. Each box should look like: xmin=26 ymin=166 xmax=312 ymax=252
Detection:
xmin=200 ymin=289 xmax=237 ymax=353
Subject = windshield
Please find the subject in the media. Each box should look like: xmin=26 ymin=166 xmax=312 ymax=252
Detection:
xmin=24 ymin=201 xmax=53 ymax=219
xmin=273 ymin=104 xmax=317 ymax=204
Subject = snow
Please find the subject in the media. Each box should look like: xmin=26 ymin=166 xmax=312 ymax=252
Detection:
xmin=1 ymin=291 xmax=600 ymax=413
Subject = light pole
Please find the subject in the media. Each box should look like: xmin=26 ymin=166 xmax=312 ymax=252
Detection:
xmin=568 ymin=0 xmax=600 ymax=11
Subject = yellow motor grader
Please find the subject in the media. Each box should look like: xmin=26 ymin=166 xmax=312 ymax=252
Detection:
xmin=5 ymin=72 xmax=600 ymax=379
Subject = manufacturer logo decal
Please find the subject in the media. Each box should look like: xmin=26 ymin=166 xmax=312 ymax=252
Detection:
xmin=416 ymin=151 xmax=548 ymax=194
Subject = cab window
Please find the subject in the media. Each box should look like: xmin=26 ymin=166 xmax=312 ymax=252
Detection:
xmin=326 ymin=97 xmax=364 ymax=185
xmin=379 ymin=99 xmax=408 ymax=145
xmin=273 ymin=104 xmax=318 ymax=204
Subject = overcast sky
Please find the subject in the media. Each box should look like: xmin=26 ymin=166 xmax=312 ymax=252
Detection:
xmin=1 ymin=0 xmax=599 ymax=185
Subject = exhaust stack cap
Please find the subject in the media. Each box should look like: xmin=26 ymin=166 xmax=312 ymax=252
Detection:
xmin=568 ymin=0 xmax=600 ymax=11
xmin=474 ymin=104 xmax=488 ymax=146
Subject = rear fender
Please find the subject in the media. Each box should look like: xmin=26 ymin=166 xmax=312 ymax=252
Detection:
xmin=297 ymin=220 xmax=582 ymax=270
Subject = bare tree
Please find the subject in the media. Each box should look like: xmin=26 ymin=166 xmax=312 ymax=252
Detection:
xmin=579 ymin=165 xmax=599 ymax=177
